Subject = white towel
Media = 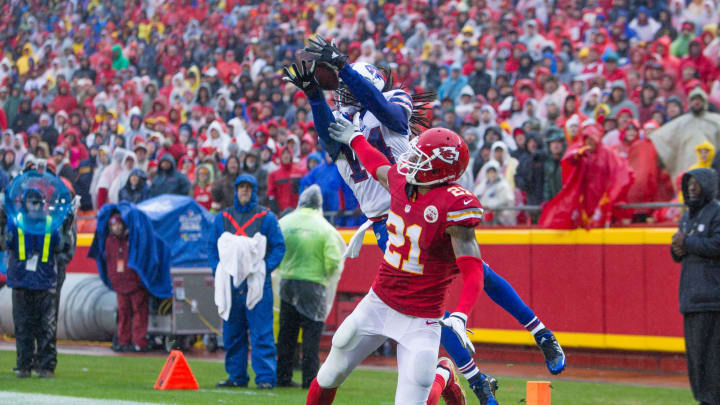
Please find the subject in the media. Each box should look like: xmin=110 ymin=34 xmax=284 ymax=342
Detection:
xmin=214 ymin=232 xmax=267 ymax=320
xmin=344 ymin=219 xmax=374 ymax=258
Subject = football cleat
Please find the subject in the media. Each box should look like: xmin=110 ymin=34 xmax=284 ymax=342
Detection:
xmin=468 ymin=373 xmax=498 ymax=405
xmin=535 ymin=329 xmax=566 ymax=375
xmin=469 ymin=373 xmax=499 ymax=405
xmin=437 ymin=357 xmax=467 ymax=405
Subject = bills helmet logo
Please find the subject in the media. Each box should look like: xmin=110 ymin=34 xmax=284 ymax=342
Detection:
xmin=432 ymin=146 xmax=460 ymax=164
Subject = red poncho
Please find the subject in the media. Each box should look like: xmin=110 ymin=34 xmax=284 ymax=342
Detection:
xmin=539 ymin=125 xmax=634 ymax=229
xmin=612 ymin=121 xmax=660 ymax=205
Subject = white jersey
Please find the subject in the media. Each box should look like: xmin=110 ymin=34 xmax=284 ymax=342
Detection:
xmin=336 ymin=89 xmax=413 ymax=218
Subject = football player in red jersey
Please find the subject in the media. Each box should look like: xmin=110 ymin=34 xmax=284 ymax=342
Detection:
xmin=305 ymin=119 xmax=485 ymax=405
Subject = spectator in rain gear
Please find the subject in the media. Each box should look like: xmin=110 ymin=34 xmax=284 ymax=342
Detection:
xmin=276 ymin=185 xmax=342 ymax=388
xmin=671 ymin=168 xmax=720 ymax=405
xmin=514 ymin=133 xmax=545 ymax=207
xmin=149 ymin=154 xmax=191 ymax=197
xmin=118 ymin=169 xmax=151 ymax=204
xmin=474 ymin=161 xmax=516 ymax=225
xmin=211 ymin=154 xmax=241 ymax=210
xmin=242 ymin=150 xmax=268 ymax=206
xmin=540 ymin=125 xmax=633 ymax=229
xmin=209 ymin=174 xmax=285 ymax=389
xmin=613 ymin=120 xmax=665 ymax=220
xmin=111 ymin=44 xmax=129 ymax=71
xmin=104 ymin=214 xmax=149 ymax=352
xmin=267 ymin=147 xmax=306 ymax=213
xmin=192 ymin=164 xmax=214 ymax=210
xmin=650 ymin=87 xmax=720 ymax=179
xmin=543 ymin=128 xmax=567 ymax=202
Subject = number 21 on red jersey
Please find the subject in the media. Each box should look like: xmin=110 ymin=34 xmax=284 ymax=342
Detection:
xmin=383 ymin=211 xmax=424 ymax=274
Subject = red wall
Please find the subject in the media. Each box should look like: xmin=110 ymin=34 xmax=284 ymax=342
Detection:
xmin=328 ymin=243 xmax=683 ymax=339
xmin=69 ymin=236 xmax=684 ymax=339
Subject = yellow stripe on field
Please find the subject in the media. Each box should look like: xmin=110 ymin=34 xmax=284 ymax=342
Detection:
xmin=468 ymin=328 xmax=686 ymax=353
xmin=79 ymin=228 xmax=676 ymax=247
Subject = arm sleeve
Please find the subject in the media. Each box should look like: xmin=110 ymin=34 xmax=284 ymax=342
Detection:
xmin=454 ymin=255 xmax=484 ymax=315
xmin=261 ymin=211 xmax=286 ymax=272
xmin=308 ymin=93 xmax=342 ymax=160
xmin=349 ymin=135 xmax=391 ymax=180
xmin=684 ymin=214 xmax=720 ymax=258
xmin=338 ymin=65 xmax=410 ymax=134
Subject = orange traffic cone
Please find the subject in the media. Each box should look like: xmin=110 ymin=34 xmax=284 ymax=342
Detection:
xmin=526 ymin=381 xmax=552 ymax=405
xmin=154 ymin=350 xmax=200 ymax=390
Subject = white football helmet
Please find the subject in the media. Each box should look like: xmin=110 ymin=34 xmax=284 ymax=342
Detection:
xmin=335 ymin=62 xmax=386 ymax=116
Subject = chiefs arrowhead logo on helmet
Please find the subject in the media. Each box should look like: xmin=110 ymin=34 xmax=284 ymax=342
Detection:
xmin=397 ymin=128 xmax=469 ymax=186
xmin=432 ymin=146 xmax=460 ymax=164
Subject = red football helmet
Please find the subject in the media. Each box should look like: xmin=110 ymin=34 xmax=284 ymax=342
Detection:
xmin=397 ymin=127 xmax=469 ymax=186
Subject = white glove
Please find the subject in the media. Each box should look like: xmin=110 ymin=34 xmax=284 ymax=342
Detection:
xmin=439 ymin=312 xmax=475 ymax=354
xmin=328 ymin=115 xmax=362 ymax=145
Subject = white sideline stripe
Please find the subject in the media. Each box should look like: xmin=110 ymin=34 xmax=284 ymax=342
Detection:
xmin=0 ymin=392 xmax=168 ymax=405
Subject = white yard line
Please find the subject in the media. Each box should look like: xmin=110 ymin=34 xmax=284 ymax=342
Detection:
xmin=0 ymin=392 xmax=170 ymax=405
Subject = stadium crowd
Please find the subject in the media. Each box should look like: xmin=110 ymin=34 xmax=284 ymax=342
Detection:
xmin=2 ymin=0 xmax=720 ymax=227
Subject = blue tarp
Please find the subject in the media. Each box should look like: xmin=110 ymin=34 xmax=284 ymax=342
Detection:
xmin=89 ymin=203 xmax=173 ymax=298
xmin=138 ymin=195 xmax=215 ymax=268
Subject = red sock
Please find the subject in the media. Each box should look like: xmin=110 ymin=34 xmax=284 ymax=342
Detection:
xmin=426 ymin=374 xmax=447 ymax=405
xmin=306 ymin=378 xmax=337 ymax=405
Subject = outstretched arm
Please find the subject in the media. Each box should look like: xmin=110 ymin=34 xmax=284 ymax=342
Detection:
xmin=304 ymin=35 xmax=410 ymax=134
xmin=327 ymin=116 xmax=391 ymax=189
xmin=338 ymin=65 xmax=410 ymax=134
xmin=440 ymin=225 xmax=484 ymax=354
xmin=283 ymin=61 xmax=342 ymax=160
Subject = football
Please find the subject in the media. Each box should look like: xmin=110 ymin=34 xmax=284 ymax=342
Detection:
xmin=295 ymin=49 xmax=339 ymax=90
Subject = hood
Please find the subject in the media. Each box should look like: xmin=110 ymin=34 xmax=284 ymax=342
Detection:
xmin=480 ymin=160 xmax=502 ymax=182
xmin=563 ymin=93 xmax=579 ymax=116
xmin=583 ymin=124 xmax=604 ymax=144
xmin=545 ymin=126 xmax=566 ymax=144
xmin=611 ymin=80 xmax=626 ymax=92
xmin=620 ymin=119 xmax=640 ymax=142
xmin=286 ymin=134 xmax=301 ymax=157
xmin=195 ymin=163 xmax=215 ymax=185
xmin=243 ymin=149 xmax=260 ymax=172
xmin=689 ymin=87 xmax=709 ymax=110
xmin=111 ymin=44 xmax=124 ymax=60
xmin=653 ymin=36 xmax=672 ymax=57
xmin=306 ymin=152 xmax=323 ymax=170
xmin=479 ymin=105 xmax=497 ymax=122
xmin=207 ymin=120 xmax=228 ymax=138
xmin=126 ymin=168 xmax=147 ymax=189
xmin=490 ymin=140 xmax=511 ymax=163
xmin=682 ymin=168 xmax=718 ymax=212
xmin=694 ymin=140 xmax=715 ymax=167
xmin=159 ymin=154 xmax=176 ymax=173
xmin=233 ymin=173 xmax=258 ymax=212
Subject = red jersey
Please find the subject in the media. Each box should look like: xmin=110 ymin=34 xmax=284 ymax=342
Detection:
xmin=371 ymin=166 xmax=484 ymax=318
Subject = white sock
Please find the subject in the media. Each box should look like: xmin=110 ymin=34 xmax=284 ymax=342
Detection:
xmin=530 ymin=322 xmax=546 ymax=336
xmin=458 ymin=359 xmax=480 ymax=380
xmin=436 ymin=367 xmax=451 ymax=384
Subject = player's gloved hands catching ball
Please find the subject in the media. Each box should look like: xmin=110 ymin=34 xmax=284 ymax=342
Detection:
xmin=304 ymin=35 xmax=348 ymax=71
xmin=328 ymin=115 xmax=362 ymax=145
xmin=440 ymin=312 xmax=476 ymax=354
xmin=283 ymin=60 xmax=321 ymax=99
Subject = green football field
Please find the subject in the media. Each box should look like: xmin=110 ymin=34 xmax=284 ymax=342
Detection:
xmin=0 ymin=353 xmax=694 ymax=404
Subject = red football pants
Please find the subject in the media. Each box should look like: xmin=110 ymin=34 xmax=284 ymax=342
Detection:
xmin=116 ymin=289 xmax=148 ymax=347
